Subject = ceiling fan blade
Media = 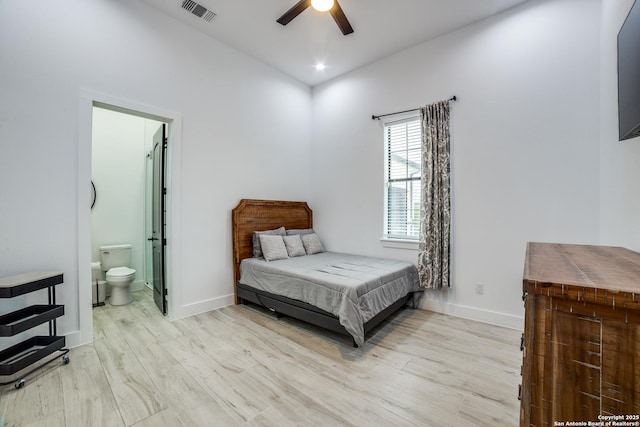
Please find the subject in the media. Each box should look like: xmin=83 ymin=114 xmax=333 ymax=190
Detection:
xmin=330 ymin=0 xmax=354 ymax=35
xmin=277 ymin=0 xmax=311 ymax=26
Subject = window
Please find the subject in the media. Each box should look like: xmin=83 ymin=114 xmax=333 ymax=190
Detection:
xmin=384 ymin=117 xmax=421 ymax=240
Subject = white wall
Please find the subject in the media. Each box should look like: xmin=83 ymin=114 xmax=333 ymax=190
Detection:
xmin=599 ymin=0 xmax=640 ymax=250
xmin=310 ymin=0 xmax=602 ymax=328
xmin=0 ymin=0 xmax=311 ymax=346
xmin=91 ymin=107 xmax=163 ymax=292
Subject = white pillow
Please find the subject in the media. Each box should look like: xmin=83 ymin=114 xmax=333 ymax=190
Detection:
xmin=259 ymin=234 xmax=289 ymax=261
xmin=252 ymin=226 xmax=286 ymax=258
xmin=283 ymin=234 xmax=306 ymax=257
xmin=301 ymin=233 xmax=324 ymax=255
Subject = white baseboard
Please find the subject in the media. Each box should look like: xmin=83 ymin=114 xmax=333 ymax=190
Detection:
xmin=174 ymin=293 xmax=235 ymax=320
xmin=63 ymin=330 xmax=84 ymax=348
xmin=419 ymin=299 xmax=524 ymax=330
xmin=130 ymin=280 xmax=146 ymax=292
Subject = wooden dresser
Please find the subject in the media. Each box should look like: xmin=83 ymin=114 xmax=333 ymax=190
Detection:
xmin=520 ymin=242 xmax=640 ymax=426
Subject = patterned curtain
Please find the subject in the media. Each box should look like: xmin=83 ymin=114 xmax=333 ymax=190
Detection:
xmin=418 ymin=100 xmax=451 ymax=289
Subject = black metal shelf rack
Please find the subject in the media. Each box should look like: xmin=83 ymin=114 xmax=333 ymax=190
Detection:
xmin=0 ymin=272 xmax=69 ymax=389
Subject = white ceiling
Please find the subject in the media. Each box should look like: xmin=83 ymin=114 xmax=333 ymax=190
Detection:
xmin=141 ymin=0 xmax=528 ymax=86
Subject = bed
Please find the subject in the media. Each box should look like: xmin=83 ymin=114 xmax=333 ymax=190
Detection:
xmin=232 ymin=199 xmax=420 ymax=347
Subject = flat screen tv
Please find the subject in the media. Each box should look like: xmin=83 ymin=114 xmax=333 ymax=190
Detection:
xmin=618 ymin=0 xmax=640 ymax=141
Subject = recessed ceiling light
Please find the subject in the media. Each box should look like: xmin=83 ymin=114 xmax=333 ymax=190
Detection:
xmin=315 ymin=63 xmax=326 ymax=71
xmin=311 ymin=0 xmax=334 ymax=13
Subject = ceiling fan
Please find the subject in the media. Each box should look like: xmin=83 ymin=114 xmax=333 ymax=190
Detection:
xmin=277 ymin=0 xmax=354 ymax=36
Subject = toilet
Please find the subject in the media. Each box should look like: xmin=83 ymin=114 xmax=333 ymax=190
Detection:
xmin=99 ymin=244 xmax=136 ymax=306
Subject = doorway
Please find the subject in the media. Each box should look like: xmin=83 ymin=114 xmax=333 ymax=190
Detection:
xmin=78 ymin=90 xmax=182 ymax=345
xmin=91 ymin=106 xmax=168 ymax=315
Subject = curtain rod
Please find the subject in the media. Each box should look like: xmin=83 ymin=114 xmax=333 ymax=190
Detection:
xmin=371 ymin=95 xmax=457 ymax=121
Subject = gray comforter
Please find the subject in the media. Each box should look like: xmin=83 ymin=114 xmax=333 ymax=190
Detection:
xmin=239 ymin=252 xmax=419 ymax=346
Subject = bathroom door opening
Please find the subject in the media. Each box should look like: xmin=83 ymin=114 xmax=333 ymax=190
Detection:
xmin=91 ymin=103 xmax=170 ymax=316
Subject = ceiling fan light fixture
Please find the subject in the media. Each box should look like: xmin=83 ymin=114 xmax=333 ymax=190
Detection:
xmin=311 ymin=0 xmax=334 ymax=12
xmin=277 ymin=0 xmax=353 ymax=36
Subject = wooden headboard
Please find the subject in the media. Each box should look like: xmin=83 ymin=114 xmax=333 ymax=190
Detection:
xmin=231 ymin=199 xmax=313 ymax=303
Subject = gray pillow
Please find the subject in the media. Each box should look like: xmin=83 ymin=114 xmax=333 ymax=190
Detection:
xmin=259 ymin=234 xmax=289 ymax=261
xmin=301 ymin=233 xmax=324 ymax=255
xmin=286 ymin=228 xmax=315 ymax=236
xmin=253 ymin=226 xmax=286 ymax=258
xmin=283 ymin=234 xmax=306 ymax=257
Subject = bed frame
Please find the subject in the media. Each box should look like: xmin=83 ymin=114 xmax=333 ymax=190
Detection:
xmin=231 ymin=199 xmax=413 ymax=346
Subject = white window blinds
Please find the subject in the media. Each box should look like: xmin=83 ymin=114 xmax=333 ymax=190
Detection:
xmin=384 ymin=117 xmax=421 ymax=240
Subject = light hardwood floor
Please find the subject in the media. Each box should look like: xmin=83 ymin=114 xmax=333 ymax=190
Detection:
xmin=0 ymin=288 xmax=522 ymax=426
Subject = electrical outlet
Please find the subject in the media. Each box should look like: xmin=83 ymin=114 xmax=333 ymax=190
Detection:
xmin=475 ymin=283 xmax=484 ymax=295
